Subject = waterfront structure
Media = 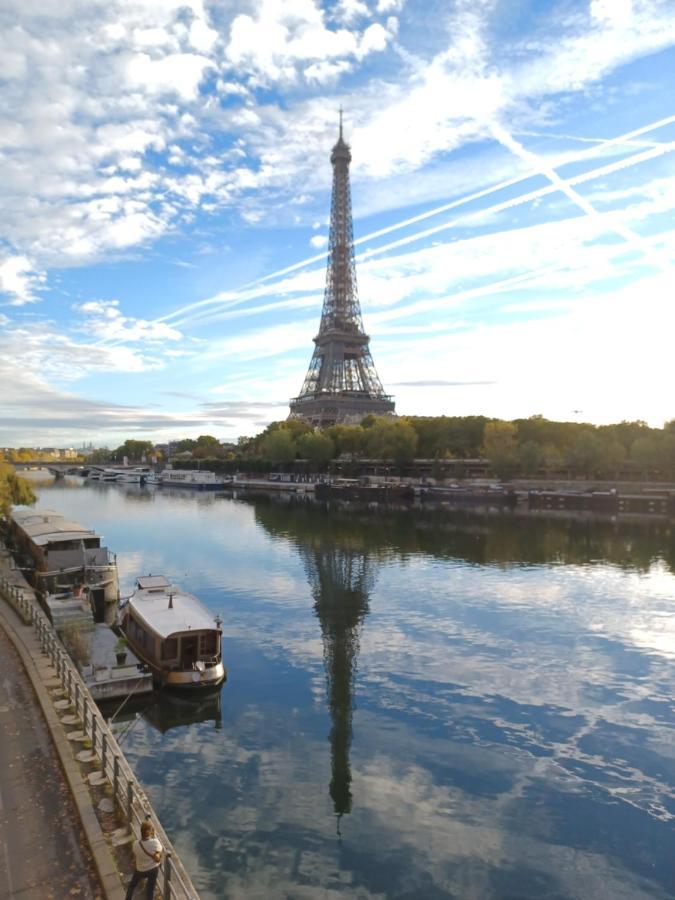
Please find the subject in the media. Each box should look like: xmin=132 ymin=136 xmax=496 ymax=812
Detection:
xmin=289 ymin=115 xmax=395 ymax=426
xmin=7 ymin=506 xmax=119 ymax=619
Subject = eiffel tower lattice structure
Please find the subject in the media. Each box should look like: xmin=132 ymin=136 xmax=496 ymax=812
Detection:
xmin=289 ymin=116 xmax=395 ymax=427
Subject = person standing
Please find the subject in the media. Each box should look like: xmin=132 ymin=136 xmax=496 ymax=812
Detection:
xmin=125 ymin=819 xmax=162 ymax=900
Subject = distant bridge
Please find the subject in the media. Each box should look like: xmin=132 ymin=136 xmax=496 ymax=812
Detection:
xmin=13 ymin=462 xmax=91 ymax=479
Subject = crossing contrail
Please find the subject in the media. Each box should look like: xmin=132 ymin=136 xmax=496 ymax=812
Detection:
xmin=490 ymin=121 xmax=670 ymax=273
xmin=93 ymin=113 xmax=675 ymax=345
xmin=153 ymin=112 xmax=675 ymax=329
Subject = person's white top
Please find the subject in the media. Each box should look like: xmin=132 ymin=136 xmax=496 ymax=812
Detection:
xmin=133 ymin=836 xmax=162 ymax=872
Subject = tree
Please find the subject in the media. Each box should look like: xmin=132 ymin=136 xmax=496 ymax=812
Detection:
xmin=193 ymin=435 xmax=222 ymax=459
xmin=113 ymin=439 xmax=154 ymax=462
xmin=298 ymin=432 xmax=334 ymax=468
xmin=631 ymin=436 xmax=662 ymax=471
xmin=326 ymin=424 xmax=366 ymax=458
xmin=0 ymin=462 xmax=36 ymax=517
xmin=364 ymin=418 xmax=417 ymax=466
xmin=596 ymin=438 xmax=626 ymax=478
xmin=482 ymin=421 xmax=518 ymax=479
xmin=568 ymin=431 xmax=604 ymax=477
xmin=518 ymin=440 xmax=543 ymax=476
xmin=261 ymin=428 xmax=297 ymax=466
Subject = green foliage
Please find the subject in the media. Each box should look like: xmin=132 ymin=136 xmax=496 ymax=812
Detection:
xmin=112 ymin=439 xmax=154 ymax=462
xmin=192 ymin=435 xmax=223 ymax=459
xmin=174 ymin=438 xmax=197 ymax=452
xmin=407 ymin=415 xmax=488 ymax=458
xmin=297 ymin=432 xmax=335 ymax=467
xmin=261 ymin=428 xmax=297 ymax=466
xmin=482 ymin=421 xmax=518 ymax=479
xmin=363 ymin=418 xmax=418 ymax=466
xmin=518 ymin=440 xmax=543 ymax=475
xmin=568 ymin=431 xmax=605 ymax=476
xmin=0 ymin=462 xmax=36 ymax=517
xmin=326 ymin=424 xmax=366 ymax=457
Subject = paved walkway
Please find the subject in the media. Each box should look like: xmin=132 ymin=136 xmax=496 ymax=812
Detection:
xmin=0 ymin=623 xmax=105 ymax=899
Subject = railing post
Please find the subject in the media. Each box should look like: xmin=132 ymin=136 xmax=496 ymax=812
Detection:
xmin=163 ymin=852 xmax=172 ymax=900
xmin=127 ymin=780 xmax=134 ymax=827
xmin=74 ymin=680 xmax=81 ymax=719
xmin=101 ymin=732 xmax=107 ymax=779
xmin=67 ymin=666 xmax=73 ymax=702
xmin=113 ymin=755 xmax=119 ymax=804
xmin=91 ymin=713 xmax=98 ymax=756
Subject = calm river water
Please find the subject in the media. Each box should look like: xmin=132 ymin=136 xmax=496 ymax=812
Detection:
xmin=32 ymin=477 xmax=675 ymax=899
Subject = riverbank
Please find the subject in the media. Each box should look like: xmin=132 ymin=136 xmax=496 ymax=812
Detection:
xmin=0 ymin=543 xmax=200 ymax=900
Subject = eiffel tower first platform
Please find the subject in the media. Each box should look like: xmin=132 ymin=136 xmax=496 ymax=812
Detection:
xmin=289 ymin=117 xmax=395 ymax=427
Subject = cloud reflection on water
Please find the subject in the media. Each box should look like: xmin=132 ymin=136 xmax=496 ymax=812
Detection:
xmin=39 ymin=483 xmax=675 ymax=898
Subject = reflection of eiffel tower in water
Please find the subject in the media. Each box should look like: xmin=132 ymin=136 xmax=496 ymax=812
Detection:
xmin=301 ymin=543 xmax=375 ymax=820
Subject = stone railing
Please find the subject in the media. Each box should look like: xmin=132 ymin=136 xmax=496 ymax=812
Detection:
xmin=0 ymin=573 xmax=200 ymax=900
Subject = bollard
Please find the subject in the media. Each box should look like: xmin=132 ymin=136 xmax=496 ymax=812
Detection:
xmin=163 ymin=852 xmax=173 ymax=900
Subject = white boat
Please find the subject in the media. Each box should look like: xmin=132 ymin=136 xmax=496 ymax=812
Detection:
xmin=116 ymin=468 xmax=148 ymax=484
xmin=158 ymin=469 xmax=228 ymax=490
xmin=119 ymin=576 xmax=226 ymax=689
xmin=101 ymin=469 xmax=120 ymax=482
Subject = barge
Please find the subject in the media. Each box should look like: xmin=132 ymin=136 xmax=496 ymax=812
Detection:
xmin=119 ymin=575 xmax=226 ymax=689
xmin=7 ymin=506 xmax=119 ymax=621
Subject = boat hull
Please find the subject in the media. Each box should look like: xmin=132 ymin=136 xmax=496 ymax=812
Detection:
xmin=160 ymin=481 xmax=226 ymax=490
xmin=125 ymin=635 xmax=227 ymax=689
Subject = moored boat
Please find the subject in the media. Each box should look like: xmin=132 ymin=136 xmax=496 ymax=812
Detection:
xmin=116 ymin=468 xmax=149 ymax=484
xmin=158 ymin=469 xmax=228 ymax=490
xmin=119 ymin=575 xmax=226 ymax=689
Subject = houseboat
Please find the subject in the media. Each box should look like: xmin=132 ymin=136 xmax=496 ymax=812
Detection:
xmin=119 ymin=575 xmax=226 ymax=689
xmin=7 ymin=507 xmax=119 ymax=621
xmin=158 ymin=469 xmax=228 ymax=490
xmin=116 ymin=468 xmax=149 ymax=484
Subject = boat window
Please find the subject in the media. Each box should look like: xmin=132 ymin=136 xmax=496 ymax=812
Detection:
xmin=161 ymin=638 xmax=178 ymax=660
xmin=200 ymin=632 xmax=217 ymax=655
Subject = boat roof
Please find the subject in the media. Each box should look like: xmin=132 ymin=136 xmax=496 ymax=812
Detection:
xmin=129 ymin=578 xmax=218 ymax=638
xmin=11 ymin=507 xmax=100 ymax=546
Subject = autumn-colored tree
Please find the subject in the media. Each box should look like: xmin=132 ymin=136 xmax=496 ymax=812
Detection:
xmin=0 ymin=462 xmax=36 ymax=517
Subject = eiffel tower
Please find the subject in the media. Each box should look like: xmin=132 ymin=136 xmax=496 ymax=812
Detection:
xmin=289 ymin=113 xmax=395 ymax=427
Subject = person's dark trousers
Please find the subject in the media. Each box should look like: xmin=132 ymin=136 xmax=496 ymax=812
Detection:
xmin=125 ymin=866 xmax=159 ymax=900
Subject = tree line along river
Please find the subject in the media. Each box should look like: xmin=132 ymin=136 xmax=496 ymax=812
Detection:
xmin=28 ymin=474 xmax=675 ymax=900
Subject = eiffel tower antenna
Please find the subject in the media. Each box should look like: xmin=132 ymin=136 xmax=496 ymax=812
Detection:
xmin=289 ymin=114 xmax=395 ymax=426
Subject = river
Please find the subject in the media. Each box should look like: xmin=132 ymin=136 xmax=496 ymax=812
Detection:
xmin=29 ymin=476 xmax=675 ymax=899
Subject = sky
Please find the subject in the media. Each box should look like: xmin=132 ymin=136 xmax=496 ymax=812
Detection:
xmin=1 ymin=0 xmax=674 ymax=448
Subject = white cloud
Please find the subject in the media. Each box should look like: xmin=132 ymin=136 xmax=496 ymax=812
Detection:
xmin=123 ymin=52 xmax=213 ymax=100
xmin=309 ymin=234 xmax=328 ymax=248
xmin=76 ymin=299 xmax=184 ymax=343
xmin=0 ymin=254 xmax=44 ymax=305
xmin=224 ymin=0 xmax=391 ymax=86
xmin=334 ymin=0 xmax=370 ymax=23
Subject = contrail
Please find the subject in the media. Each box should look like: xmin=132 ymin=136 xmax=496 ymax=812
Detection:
xmin=152 ymin=112 xmax=675 ymax=328
xmin=490 ymin=122 xmax=670 ymax=273
xmin=166 ymin=138 xmax=674 ymax=333
xmin=93 ymin=114 xmax=675 ymax=347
